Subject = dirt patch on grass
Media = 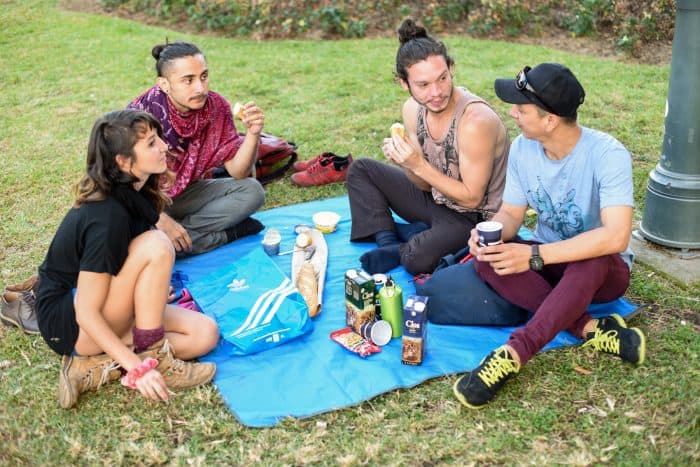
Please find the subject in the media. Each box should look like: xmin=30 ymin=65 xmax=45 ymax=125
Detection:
xmin=508 ymin=31 xmax=672 ymax=66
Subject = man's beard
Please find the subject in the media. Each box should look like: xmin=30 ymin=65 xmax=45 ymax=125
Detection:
xmin=411 ymin=86 xmax=454 ymax=115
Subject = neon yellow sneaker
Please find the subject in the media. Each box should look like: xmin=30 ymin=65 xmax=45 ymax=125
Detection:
xmin=453 ymin=346 xmax=520 ymax=409
xmin=582 ymin=314 xmax=646 ymax=365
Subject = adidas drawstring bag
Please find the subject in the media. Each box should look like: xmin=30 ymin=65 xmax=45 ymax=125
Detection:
xmin=187 ymin=247 xmax=314 ymax=355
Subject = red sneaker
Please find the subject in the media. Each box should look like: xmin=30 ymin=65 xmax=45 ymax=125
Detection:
xmin=291 ymin=154 xmax=353 ymax=187
xmin=292 ymin=152 xmax=335 ymax=172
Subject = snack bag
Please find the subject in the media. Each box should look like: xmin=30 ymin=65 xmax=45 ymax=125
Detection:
xmin=330 ymin=328 xmax=381 ymax=358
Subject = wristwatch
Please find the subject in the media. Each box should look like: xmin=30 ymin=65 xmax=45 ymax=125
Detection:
xmin=529 ymin=244 xmax=544 ymax=271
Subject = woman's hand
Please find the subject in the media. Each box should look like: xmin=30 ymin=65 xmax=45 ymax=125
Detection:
xmin=134 ymin=368 xmax=170 ymax=402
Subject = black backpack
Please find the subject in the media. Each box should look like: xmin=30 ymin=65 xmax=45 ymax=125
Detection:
xmin=414 ymin=246 xmax=529 ymax=326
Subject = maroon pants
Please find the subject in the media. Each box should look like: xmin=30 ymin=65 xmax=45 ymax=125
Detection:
xmin=474 ymin=240 xmax=630 ymax=364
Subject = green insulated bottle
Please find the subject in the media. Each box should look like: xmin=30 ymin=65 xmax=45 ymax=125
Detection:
xmin=378 ymin=276 xmax=403 ymax=338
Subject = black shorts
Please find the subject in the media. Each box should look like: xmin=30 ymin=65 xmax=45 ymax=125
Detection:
xmin=38 ymin=291 xmax=79 ymax=356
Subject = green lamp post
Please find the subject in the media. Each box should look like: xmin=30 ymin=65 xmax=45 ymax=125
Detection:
xmin=639 ymin=0 xmax=700 ymax=251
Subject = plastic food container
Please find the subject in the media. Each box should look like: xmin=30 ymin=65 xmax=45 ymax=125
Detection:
xmin=312 ymin=211 xmax=340 ymax=233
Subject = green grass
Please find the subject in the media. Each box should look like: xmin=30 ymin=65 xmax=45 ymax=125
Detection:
xmin=1 ymin=0 xmax=699 ymax=465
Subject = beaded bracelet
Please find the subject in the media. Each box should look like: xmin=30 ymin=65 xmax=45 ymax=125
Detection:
xmin=121 ymin=357 xmax=159 ymax=389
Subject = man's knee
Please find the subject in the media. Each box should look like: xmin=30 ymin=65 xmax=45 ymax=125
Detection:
xmin=563 ymin=255 xmax=628 ymax=290
xmin=400 ymin=247 xmax=438 ymax=276
xmin=236 ymin=177 xmax=265 ymax=212
xmin=473 ymin=258 xmax=493 ymax=279
xmin=347 ymin=158 xmax=378 ymax=185
xmin=217 ymin=177 xmax=265 ymax=219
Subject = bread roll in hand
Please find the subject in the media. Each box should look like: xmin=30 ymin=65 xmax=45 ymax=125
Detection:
xmin=233 ymin=102 xmax=245 ymax=120
xmin=390 ymin=122 xmax=405 ymax=139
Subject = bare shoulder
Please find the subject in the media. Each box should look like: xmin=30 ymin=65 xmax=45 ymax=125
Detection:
xmin=460 ymin=101 xmax=504 ymax=133
xmin=456 ymin=100 xmax=508 ymax=159
xmin=402 ymin=97 xmax=420 ymax=119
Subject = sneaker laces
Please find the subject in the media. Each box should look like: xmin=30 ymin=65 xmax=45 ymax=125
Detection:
xmin=478 ymin=349 xmax=520 ymax=388
xmin=582 ymin=328 xmax=620 ymax=355
xmin=82 ymin=359 xmax=121 ymax=390
xmin=168 ymin=356 xmax=187 ymax=375
xmin=160 ymin=338 xmax=173 ymax=356
xmin=306 ymin=160 xmax=324 ymax=175
xmin=158 ymin=339 xmax=186 ymax=374
xmin=21 ymin=290 xmax=36 ymax=308
xmin=304 ymin=153 xmax=334 ymax=173
xmin=19 ymin=291 xmax=37 ymax=324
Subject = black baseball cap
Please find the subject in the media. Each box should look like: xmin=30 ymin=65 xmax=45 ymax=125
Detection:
xmin=494 ymin=63 xmax=585 ymax=117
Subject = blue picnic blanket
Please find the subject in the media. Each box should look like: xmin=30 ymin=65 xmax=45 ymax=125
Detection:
xmin=174 ymin=196 xmax=637 ymax=427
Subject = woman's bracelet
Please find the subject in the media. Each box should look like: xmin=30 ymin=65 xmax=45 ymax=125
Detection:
xmin=121 ymin=357 xmax=159 ymax=389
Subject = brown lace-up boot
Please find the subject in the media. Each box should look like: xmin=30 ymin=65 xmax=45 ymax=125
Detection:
xmin=58 ymin=354 xmax=122 ymax=409
xmin=138 ymin=338 xmax=216 ymax=389
xmin=1 ymin=290 xmax=39 ymax=335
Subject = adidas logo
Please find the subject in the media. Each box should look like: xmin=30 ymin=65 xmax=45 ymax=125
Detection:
xmin=226 ymin=278 xmax=249 ymax=292
xmin=228 ymin=278 xmax=297 ymax=338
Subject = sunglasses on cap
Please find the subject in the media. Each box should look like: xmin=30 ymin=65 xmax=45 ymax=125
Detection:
xmin=515 ymin=66 xmax=558 ymax=115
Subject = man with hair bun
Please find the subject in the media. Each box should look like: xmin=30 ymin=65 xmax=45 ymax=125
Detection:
xmin=129 ymin=41 xmax=265 ymax=255
xmin=347 ymin=19 xmax=510 ymax=275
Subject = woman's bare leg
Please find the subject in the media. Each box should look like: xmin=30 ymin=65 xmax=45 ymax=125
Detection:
xmin=74 ymin=230 xmax=172 ymax=354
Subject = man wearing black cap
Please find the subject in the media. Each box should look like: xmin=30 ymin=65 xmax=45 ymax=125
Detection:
xmin=452 ymin=63 xmax=646 ymax=409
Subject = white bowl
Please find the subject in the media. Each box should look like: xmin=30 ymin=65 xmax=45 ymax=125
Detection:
xmin=312 ymin=211 xmax=340 ymax=233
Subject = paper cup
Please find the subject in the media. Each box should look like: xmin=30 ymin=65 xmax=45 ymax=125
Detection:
xmin=262 ymin=242 xmax=280 ymax=256
xmin=476 ymin=221 xmax=503 ymax=247
xmin=261 ymin=228 xmax=281 ymax=256
xmin=294 ymin=224 xmax=313 ymax=234
xmin=359 ymin=320 xmax=392 ymax=346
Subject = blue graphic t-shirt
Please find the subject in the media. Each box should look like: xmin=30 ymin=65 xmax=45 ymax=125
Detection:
xmin=503 ymin=126 xmax=634 ymax=268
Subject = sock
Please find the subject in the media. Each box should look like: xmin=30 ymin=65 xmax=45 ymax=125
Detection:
xmin=360 ymin=244 xmax=401 ymax=274
xmin=395 ymin=222 xmax=429 ymax=242
xmin=225 ymin=217 xmax=264 ymax=243
xmin=374 ymin=230 xmax=399 ymax=247
xmin=133 ymin=326 xmax=165 ymax=354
